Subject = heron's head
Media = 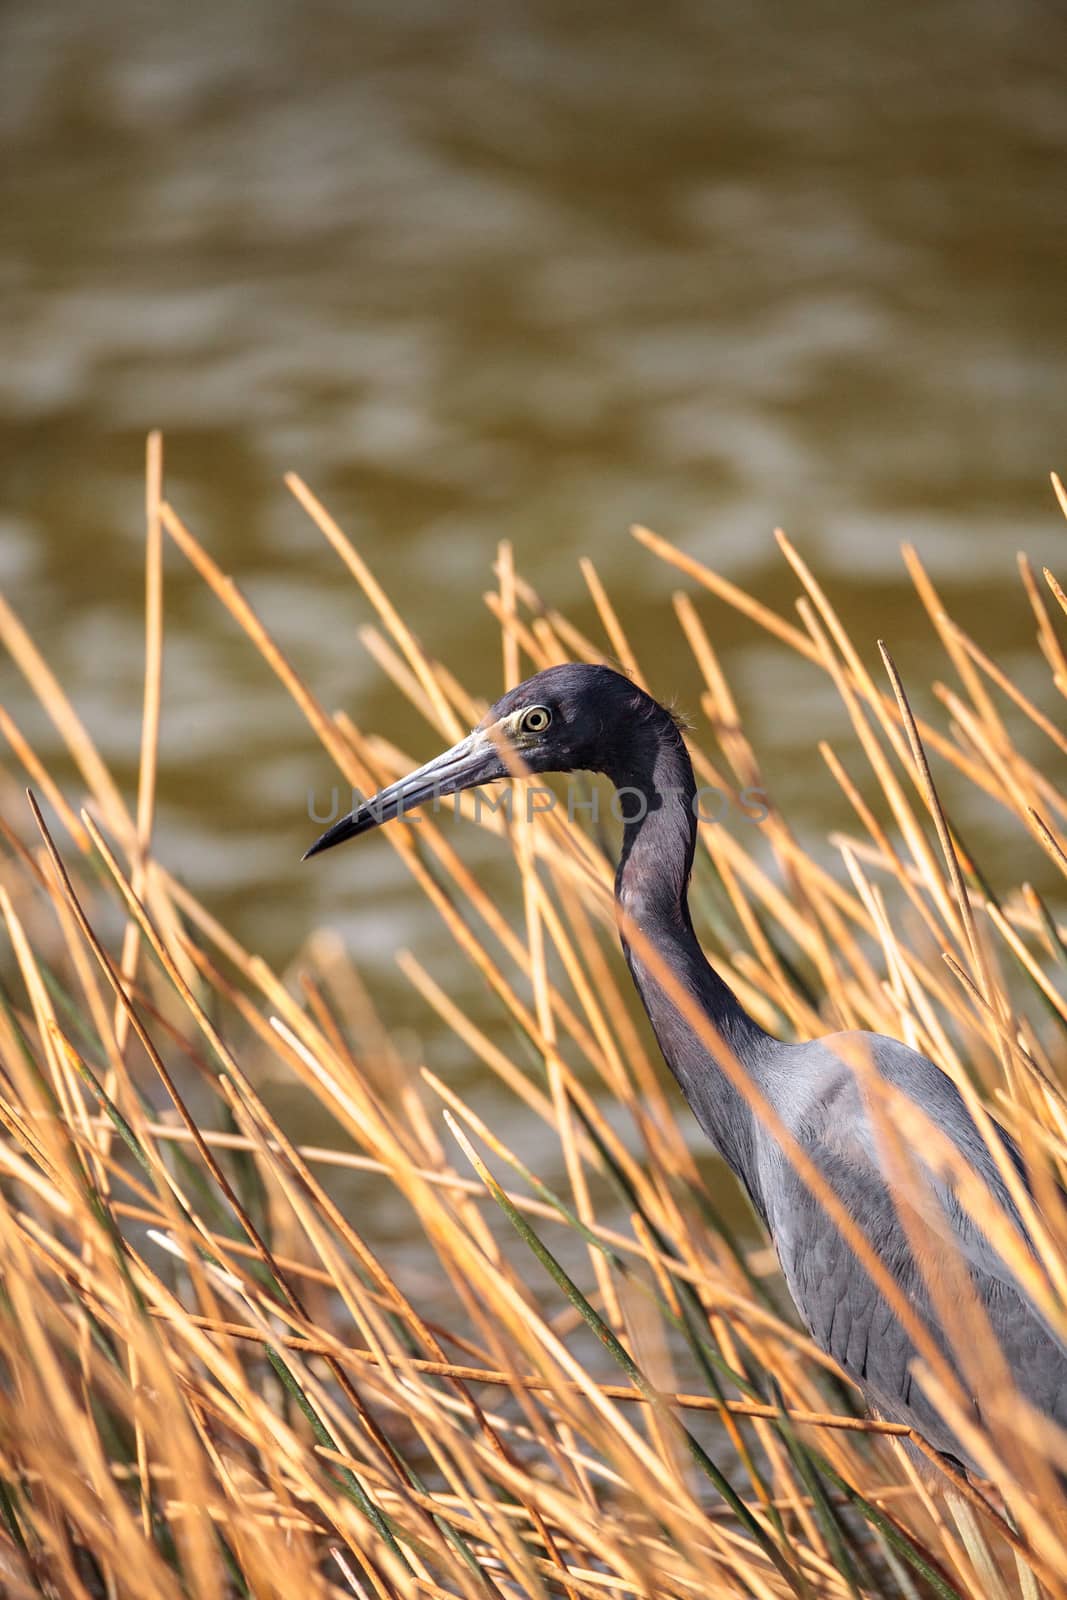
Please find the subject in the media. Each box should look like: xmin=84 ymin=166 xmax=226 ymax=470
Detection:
xmin=303 ymin=663 xmax=670 ymax=859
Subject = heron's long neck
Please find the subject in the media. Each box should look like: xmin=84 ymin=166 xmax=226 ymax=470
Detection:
xmin=611 ymin=729 xmax=771 ymax=1192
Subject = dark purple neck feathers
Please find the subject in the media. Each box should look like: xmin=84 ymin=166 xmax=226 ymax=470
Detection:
xmin=605 ymin=709 xmax=771 ymax=1191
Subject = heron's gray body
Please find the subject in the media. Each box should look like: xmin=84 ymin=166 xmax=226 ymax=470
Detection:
xmin=626 ymin=887 xmax=1067 ymax=1478
xmin=305 ymin=660 xmax=1067 ymax=1481
xmin=771 ymin=1039 xmax=1067 ymax=1472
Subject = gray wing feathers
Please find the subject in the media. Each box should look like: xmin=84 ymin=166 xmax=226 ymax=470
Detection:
xmin=760 ymin=1033 xmax=1067 ymax=1472
xmin=771 ymin=1148 xmax=974 ymax=1463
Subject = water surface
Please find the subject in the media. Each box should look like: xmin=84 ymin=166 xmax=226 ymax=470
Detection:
xmin=2 ymin=0 xmax=1065 ymax=1230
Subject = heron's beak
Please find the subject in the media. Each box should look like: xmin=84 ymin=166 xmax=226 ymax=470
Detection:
xmin=303 ymin=729 xmax=503 ymax=860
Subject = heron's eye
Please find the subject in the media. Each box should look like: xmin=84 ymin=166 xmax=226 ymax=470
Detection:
xmin=518 ymin=705 xmax=552 ymax=735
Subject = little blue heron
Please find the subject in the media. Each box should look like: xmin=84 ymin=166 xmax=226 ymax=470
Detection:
xmin=305 ymin=662 xmax=1066 ymax=1492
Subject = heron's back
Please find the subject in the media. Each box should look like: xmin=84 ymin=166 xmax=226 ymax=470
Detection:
xmin=755 ymin=1032 xmax=1067 ymax=1476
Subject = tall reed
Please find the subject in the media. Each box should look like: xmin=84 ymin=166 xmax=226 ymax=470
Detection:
xmin=0 ymin=437 xmax=1064 ymax=1598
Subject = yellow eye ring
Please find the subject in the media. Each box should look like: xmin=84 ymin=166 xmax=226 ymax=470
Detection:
xmin=519 ymin=705 xmax=552 ymax=734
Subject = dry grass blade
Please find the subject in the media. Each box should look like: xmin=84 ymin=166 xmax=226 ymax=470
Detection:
xmin=0 ymin=444 xmax=1063 ymax=1598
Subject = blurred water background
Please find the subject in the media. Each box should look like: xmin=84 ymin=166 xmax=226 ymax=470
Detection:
xmin=2 ymin=2 xmax=1065 ymax=1229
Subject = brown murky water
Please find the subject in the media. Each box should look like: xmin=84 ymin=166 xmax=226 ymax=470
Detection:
xmin=2 ymin=3 xmax=1065 ymax=1221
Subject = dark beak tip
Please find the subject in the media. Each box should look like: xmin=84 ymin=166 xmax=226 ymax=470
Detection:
xmin=302 ymin=814 xmax=361 ymax=861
